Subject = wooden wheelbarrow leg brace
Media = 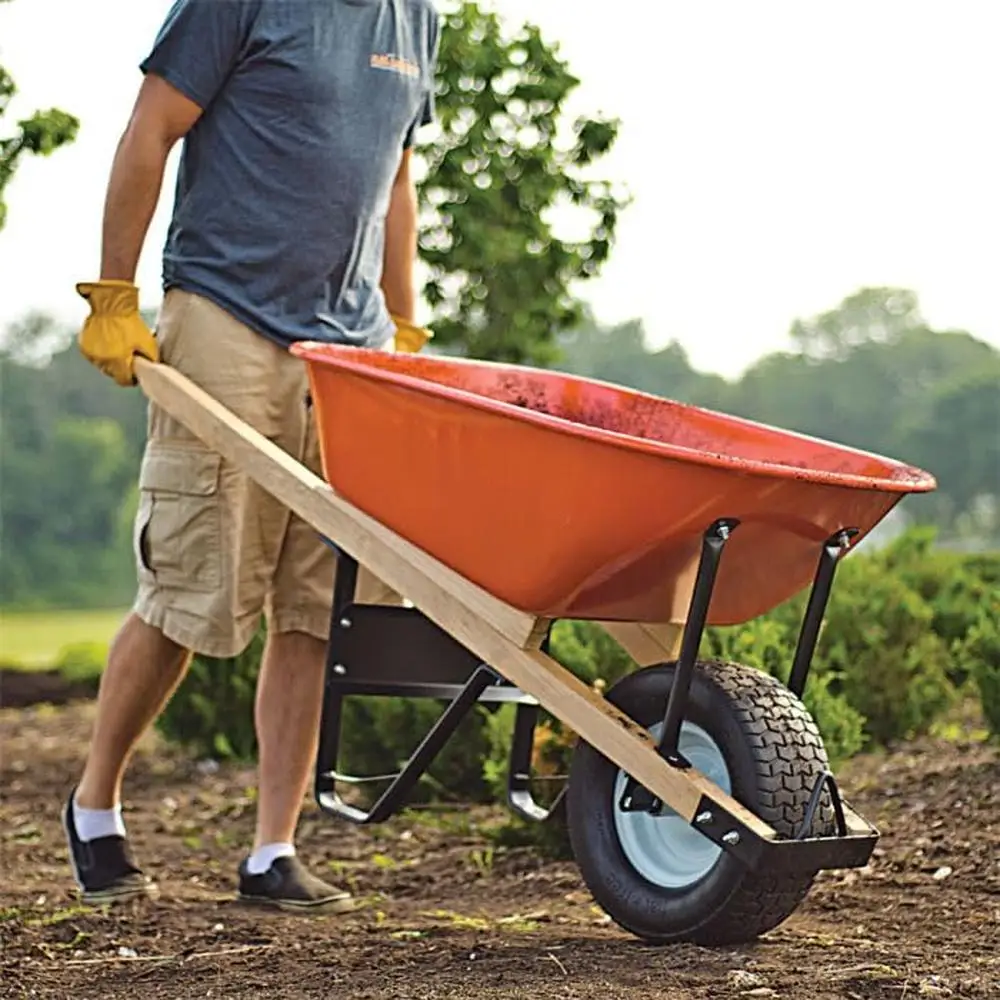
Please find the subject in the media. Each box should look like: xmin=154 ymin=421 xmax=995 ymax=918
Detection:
xmin=135 ymin=358 xmax=876 ymax=876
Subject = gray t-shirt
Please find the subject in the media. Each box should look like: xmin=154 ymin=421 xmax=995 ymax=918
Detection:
xmin=140 ymin=0 xmax=440 ymax=350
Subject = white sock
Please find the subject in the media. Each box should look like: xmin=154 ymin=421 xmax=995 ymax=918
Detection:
xmin=247 ymin=842 xmax=296 ymax=875
xmin=73 ymin=796 xmax=126 ymax=842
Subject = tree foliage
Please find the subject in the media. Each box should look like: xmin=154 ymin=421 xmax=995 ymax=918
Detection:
xmin=0 ymin=327 xmax=147 ymax=608
xmin=416 ymin=1 xmax=628 ymax=365
xmin=788 ymin=286 xmax=925 ymax=362
xmin=0 ymin=0 xmax=80 ymax=231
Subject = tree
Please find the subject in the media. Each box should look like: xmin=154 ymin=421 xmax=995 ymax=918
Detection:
xmin=788 ymin=286 xmax=925 ymax=362
xmin=0 ymin=0 xmax=79 ymax=232
xmin=1 ymin=309 xmax=74 ymax=366
xmin=557 ymin=310 xmax=731 ymax=408
xmin=0 ymin=414 xmax=138 ymax=608
xmin=0 ymin=320 xmax=149 ymax=607
xmin=732 ymin=287 xmax=998 ymax=455
xmin=415 ymin=1 xmax=628 ymax=365
xmin=898 ymin=365 xmax=1000 ymax=529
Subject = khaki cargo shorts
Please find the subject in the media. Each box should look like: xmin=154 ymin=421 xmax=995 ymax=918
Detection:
xmin=132 ymin=289 xmax=400 ymax=659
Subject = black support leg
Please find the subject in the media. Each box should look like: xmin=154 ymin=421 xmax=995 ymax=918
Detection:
xmin=787 ymin=528 xmax=858 ymax=699
xmin=506 ymin=703 xmax=564 ymax=822
xmin=656 ymin=518 xmax=740 ymax=763
xmin=316 ymin=664 xmax=500 ymax=825
xmin=507 ymin=623 xmax=567 ymax=822
xmin=621 ymin=518 xmax=739 ymax=814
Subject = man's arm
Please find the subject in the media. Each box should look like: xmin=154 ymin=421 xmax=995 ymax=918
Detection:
xmin=100 ymin=74 xmax=203 ymax=282
xmin=381 ymin=148 xmax=419 ymax=322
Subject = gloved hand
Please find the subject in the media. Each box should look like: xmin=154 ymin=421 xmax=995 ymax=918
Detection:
xmin=391 ymin=313 xmax=432 ymax=354
xmin=76 ymin=280 xmax=159 ymax=386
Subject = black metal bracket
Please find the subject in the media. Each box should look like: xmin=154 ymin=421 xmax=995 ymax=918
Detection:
xmin=507 ymin=701 xmax=568 ymax=823
xmin=688 ymin=771 xmax=878 ymax=875
xmin=795 ymin=770 xmax=849 ymax=840
xmin=313 ymin=546 xmax=564 ymax=825
xmin=657 ymin=518 xmax=740 ymax=761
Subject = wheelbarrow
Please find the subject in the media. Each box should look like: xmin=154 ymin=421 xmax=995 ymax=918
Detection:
xmin=133 ymin=344 xmax=935 ymax=946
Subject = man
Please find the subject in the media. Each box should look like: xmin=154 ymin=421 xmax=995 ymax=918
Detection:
xmin=65 ymin=0 xmax=440 ymax=914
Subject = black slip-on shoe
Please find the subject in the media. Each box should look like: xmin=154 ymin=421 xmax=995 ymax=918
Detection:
xmin=237 ymin=855 xmax=355 ymax=915
xmin=62 ymin=789 xmax=158 ymax=904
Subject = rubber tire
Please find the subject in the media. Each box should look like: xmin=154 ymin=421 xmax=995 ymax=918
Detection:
xmin=566 ymin=660 xmax=836 ymax=946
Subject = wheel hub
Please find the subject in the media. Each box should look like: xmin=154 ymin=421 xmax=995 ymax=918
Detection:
xmin=612 ymin=721 xmax=731 ymax=889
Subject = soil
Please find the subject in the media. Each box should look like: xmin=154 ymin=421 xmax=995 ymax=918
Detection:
xmin=0 ymin=668 xmax=98 ymax=710
xmin=1 ymin=690 xmax=998 ymax=1000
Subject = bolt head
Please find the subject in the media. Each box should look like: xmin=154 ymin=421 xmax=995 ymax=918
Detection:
xmin=695 ymin=811 xmax=714 ymax=825
xmin=722 ymin=830 xmax=741 ymax=846
xmin=339 ymin=617 xmax=352 ymax=629
xmin=332 ymin=663 xmax=347 ymax=676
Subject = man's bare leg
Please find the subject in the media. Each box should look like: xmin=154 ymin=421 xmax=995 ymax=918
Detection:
xmin=252 ymin=629 xmax=326 ymax=849
xmin=237 ymin=628 xmax=353 ymax=913
xmin=76 ymin=612 xmax=190 ymax=810
xmin=65 ymin=612 xmax=190 ymax=902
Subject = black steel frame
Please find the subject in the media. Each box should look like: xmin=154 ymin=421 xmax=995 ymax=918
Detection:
xmin=313 ymin=519 xmax=879 ymax=874
xmin=313 ymin=546 xmax=565 ymax=826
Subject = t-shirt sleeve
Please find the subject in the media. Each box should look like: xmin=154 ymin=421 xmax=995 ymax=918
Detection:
xmin=403 ymin=11 xmax=441 ymax=149
xmin=139 ymin=0 xmax=259 ymax=111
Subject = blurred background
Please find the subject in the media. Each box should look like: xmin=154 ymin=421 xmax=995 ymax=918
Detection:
xmin=1 ymin=1 xmax=997 ymax=760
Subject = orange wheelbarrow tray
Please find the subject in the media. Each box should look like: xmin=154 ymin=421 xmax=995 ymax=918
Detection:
xmin=291 ymin=343 xmax=934 ymax=625
xmin=135 ymin=348 xmax=935 ymax=948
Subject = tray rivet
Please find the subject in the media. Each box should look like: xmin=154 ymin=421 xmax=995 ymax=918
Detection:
xmin=722 ymin=830 xmax=741 ymax=846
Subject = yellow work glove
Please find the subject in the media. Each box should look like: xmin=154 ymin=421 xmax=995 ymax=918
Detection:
xmin=76 ymin=280 xmax=159 ymax=387
xmin=392 ymin=313 xmax=432 ymax=354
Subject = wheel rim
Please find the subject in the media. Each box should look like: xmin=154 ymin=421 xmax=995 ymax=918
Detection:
xmin=613 ymin=720 xmax=732 ymax=889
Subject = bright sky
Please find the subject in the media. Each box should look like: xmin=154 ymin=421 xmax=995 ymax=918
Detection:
xmin=1 ymin=0 xmax=998 ymax=378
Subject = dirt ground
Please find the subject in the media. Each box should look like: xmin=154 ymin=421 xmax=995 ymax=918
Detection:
xmin=1 ymin=681 xmax=998 ymax=1000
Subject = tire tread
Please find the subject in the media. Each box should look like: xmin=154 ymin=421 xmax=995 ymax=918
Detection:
xmin=679 ymin=659 xmax=834 ymax=945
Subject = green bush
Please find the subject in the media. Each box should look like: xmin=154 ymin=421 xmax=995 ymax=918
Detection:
xmin=337 ymin=696 xmax=495 ymax=805
xmin=703 ymin=616 xmax=866 ymax=764
xmin=549 ymin=619 xmax=636 ymax=688
xmin=879 ymin=526 xmax=996 ymax=687
xmin=156 ymin=625 xmax=266 ymax=760
xmin=819 ymin=548 xmax=956 ymax=746
xmin=52 ymin=641 xmax=108 ymax=683
xmin=957 ymin=610 xmax=1000 ymax=740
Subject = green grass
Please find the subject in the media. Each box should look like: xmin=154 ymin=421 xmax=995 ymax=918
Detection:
xmin=0 ymin=608 xmax=125 ymax=669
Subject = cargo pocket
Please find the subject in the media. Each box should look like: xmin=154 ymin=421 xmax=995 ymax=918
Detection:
xmin=134 ymin=443 xmax=224 ymax=593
